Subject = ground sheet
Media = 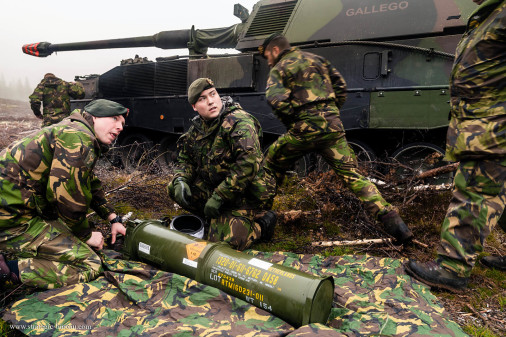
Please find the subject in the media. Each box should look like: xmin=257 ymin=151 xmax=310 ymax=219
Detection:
xmin=2 ymin=250 xmax=468 ymax=336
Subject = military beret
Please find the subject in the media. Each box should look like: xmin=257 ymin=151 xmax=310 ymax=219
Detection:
xmin=258 ymin=32 xmax=284 ymax=57
xmin=188 ymin=78 xmax=215 ymax=104
xmin=84 ymin=99 xmax=128 ymax=117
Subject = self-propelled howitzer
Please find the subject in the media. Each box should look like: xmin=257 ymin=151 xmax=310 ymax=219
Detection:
xmin=22 ymin=0 xmax=475 ymax=178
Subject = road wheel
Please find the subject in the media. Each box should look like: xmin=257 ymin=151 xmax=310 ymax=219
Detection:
xmin=306 ymin=139 xmax=377 ymax=176
xmin=391 ymin=142 xmax=453 ymax=185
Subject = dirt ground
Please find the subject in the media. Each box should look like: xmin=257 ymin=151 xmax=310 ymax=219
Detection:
xmin=0 ymin=99 xmax=40 ymax=148
xmin=0 ymin=98 xmax=504 ymax=336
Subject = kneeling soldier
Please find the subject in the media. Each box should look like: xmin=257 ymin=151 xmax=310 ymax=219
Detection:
xmin=0 ymin=99 xmax=128 ymax=289
xmin=168 ymin=78 xmax=277 ymax=250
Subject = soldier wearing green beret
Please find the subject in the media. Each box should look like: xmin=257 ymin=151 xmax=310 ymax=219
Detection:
xmin=0 ymin=99 xmax=128 ymax=289
xmin=168 ymin=78 xmax=277 ymax=251
xmin=406 ymin=0 xmax=506 ymax=292
xmin=29 ymin=73 xmax=85 ymax=126
xmin=259 ymin=33 xmax=413 ymax=245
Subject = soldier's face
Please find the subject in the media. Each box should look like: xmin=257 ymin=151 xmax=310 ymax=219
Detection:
xmin=265 ymin=46 xmax=280 ymax=67
xmin=93 ymin=115 xmax=125 ymax=144
xmin=192 ymin=88 xmax=223 ymax=121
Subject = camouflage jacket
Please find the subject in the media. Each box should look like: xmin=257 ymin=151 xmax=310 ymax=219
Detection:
xmin=445 ymin=0 xmax=506 ymax=161
xmin=174 ymin=97 xmax=271 ymax=206
xmin=266 ymin=47 xmax=347 ymax=134
xmin=0 ymin=110 xmax=113 ymax=239
xmin=29 ymin=75 xmax=85 ymax=126
xmin=449 ymin=0 xmax=506 ymax=117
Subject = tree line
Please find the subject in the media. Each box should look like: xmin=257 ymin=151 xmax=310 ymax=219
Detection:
xmin=0 ymin=73 xmax=33 ymax=102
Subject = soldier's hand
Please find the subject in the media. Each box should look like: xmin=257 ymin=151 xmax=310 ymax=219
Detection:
xmin=111 ymin=222 xmax=126 ymax=244
xmin=174 ymin=177 xmax=192 ymax=208
xmin=204 ymin=193 xmax=224 ymax=219
xmin=87 ymin=231 xmax=105 ymax=250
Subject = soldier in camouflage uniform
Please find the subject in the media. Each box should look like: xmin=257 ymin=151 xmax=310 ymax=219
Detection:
xmin=0 ymin=99 xmax=128 ymax=289
xmin=168 ymin=78 xmax=277 ymax=251
xmin=406 ymin=0 xmax=506 ymax=292
xmin=259 ymin=33 xmax=413 ymax=245
xmin=29 ymin=73 xmax=85 ymax=126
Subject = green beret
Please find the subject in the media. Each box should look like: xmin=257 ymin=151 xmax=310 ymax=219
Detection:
xmin=188 ymin=78 xmax=214 ymax=104
xmin=84 ymin=99 xmax=128 ymax=117
xmin=258 ymin=32 xmax=284 ymax=57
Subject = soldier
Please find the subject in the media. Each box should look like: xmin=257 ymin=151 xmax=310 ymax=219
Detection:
xmin=405 ymin=0 xmax=506 ymax=292
xmin=168 ymin=78 xmax=277 ymax=251
xmin=259 ymin=33 xmax=413 ymax=245
xmin=0 ymin=99 xmax=128 ymax=289
xmin=29 ymin=73 xmax=85 ymax=126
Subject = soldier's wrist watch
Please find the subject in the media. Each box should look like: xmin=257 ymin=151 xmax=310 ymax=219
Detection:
xmin=110 ymin=215 xmax=122 ymax=225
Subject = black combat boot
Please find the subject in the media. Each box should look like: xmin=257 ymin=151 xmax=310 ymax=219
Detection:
xmin=379 ymin=210 xmax=413 ymax=245
xmin=0 ymin=254 xmax=20 ymax=285
xmin=405 ymin=259 xmax=468 ymax=293
xmin=256 ymin=211 xmax=278 ymax=242
xmin=480 ymin=256 xmax=506 ymax=271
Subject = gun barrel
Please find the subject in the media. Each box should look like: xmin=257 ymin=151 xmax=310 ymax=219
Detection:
xmin=22 ymin=24 xmax=241 ymax=57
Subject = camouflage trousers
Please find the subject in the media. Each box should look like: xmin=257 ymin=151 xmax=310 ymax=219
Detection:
xmin=168 ymin=178 xmax=266 ymax=251
xmin=437 ymin=158 xmax=506 ymax=277
xmin=264 ymin=130 xmax=394 ymax=219
xmin=42 ymin=111 xmax=68 ymax=126
xmin=0 ymin=216 xmax=103 ymax=289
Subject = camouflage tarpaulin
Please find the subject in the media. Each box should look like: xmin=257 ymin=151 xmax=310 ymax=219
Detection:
xmin=2 ymin=250 xmax=468 ymax=336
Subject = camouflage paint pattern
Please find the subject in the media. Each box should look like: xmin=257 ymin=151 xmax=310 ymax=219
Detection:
xmin=436 ymin=0 xmax=506 ymax=277
xmin=29 ymin=74 xmax=85 ymax=126
xmin=265 ymin=47 xmax=393 ymax=219
xmin=437 ymin=158 xmax=506 ymax=277
xmin=265 ymin=47 xmax=346 ymax=128
xmin=168 ymin=97 xmax=276 ymax=250
xmin=445 ymin=0 xmax=506 ymax=162
xmin=0 ymin=110 xmax=114 ymax=287
xmin=2 ymin=250 xmax=468 ymax=336
xmin=0 ymin=217 xmax=102 ymax=289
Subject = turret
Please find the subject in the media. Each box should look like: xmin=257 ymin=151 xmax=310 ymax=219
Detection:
xmin=23 ymin=0 xmax=474 ymax=58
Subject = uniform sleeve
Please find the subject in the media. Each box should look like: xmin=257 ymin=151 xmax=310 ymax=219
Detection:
xmin=68 ymin=82 xmax=85 ymax=99
xmin=214 ymin=114 xmax=262 ymax=202
xmin=173 ymin=132 xmax=196 ymax=182
xmin=327 ymin=60 xmax=347 ymax=109
xmin=266 ymin=66 xmax=294 ymax=124
xmin=29 ymin=83 xmax=43 ymax=117
xmin=46 ymin=130 xmax=101 ymax=239
xmin=90 ymin=172 xmax=114 ymax=219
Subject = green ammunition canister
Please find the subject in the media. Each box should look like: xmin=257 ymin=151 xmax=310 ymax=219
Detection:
xmin=123 ymin=219 xmax=334 ymax=327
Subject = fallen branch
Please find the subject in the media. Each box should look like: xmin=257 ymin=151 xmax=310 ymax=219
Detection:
xmin=415 ymin=162 xmax=459 ymax=180
xmin=312 ymin=238 xmax=429 ymax=248
xmin=412 ymin=239 xmax=429 ymax=248
xmin=105 ymin=172 xmax=144 ymax=196
xmin=312 ymin=238 xmax=392 ymax=247
xmin=393 ymin=162 xmax=459 ymax=186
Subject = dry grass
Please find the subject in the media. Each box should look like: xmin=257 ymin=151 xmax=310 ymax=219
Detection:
xmin=0 ymin=99 xmax=504 ymax=336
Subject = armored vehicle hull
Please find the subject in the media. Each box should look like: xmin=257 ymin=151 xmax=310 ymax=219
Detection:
xmin=23 ymin=0 xmax=475 ymax=176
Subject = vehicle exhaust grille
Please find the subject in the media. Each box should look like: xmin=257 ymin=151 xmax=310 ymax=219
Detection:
xmin=155 ymin=59 xmax=188 ymax=95
xmin=244 ymin=1 xmax=297 ymax=37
